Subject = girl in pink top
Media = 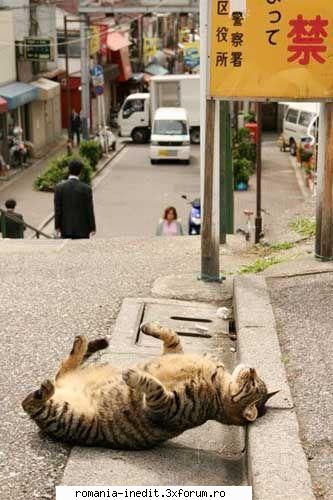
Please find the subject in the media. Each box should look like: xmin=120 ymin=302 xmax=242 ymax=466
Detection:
xmin=156 ymin=206 xmax=184 ymax=236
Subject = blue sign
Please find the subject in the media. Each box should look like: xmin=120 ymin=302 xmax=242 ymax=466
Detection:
xmin=91 ymin=64 xmax=104 ymax=77
xmin=95 ymin=86 xmax=104 ymax=96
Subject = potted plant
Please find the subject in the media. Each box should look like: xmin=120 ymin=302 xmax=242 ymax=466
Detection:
xmin=233 ymin=157 xmax=252 ymax=191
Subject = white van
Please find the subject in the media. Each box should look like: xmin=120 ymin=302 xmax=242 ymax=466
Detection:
xmin=150 ymin=107 xmax=191 ymax=165
xmin=282 ymin=102 xmax=319 ymax=155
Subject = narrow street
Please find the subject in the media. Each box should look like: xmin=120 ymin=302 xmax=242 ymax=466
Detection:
xmin=2 ymin=136 xmax=305 ymax=241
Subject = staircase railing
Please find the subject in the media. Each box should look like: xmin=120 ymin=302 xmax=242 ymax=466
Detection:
xmin=0 ymin=208 xmax=53 ymax=239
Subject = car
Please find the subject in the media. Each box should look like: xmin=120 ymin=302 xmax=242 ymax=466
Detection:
xmin=150 ymin=107 xmax=191 ymax=165
xmin=281 ymin=102 xmax=319 ymax=156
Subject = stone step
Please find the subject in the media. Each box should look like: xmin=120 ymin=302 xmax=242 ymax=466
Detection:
xmin=0 ymin=239 xmax=67 ymax=253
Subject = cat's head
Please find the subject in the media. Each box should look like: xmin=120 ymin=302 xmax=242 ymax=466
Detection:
xmin=222 ymin=364 xmax=279 ymax=425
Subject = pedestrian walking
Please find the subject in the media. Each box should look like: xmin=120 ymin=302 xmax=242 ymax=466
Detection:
xmin=0 ymin=199 xmax=25 ymax=238
xmin=70 ymin=110 xmax=81 ymax=146
xmin=156 ymin=206 xmax=183 ymax=236
xmin=54 ymin=159 xmax=96 ymax=239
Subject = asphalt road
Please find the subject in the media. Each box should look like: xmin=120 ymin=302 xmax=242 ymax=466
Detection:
xmin=268 ymin=274 xmax=333 ymax=500
xmin=93 ymin=143 xmax=201 ymax=238
xmin=90 ymin=137 xmax=303 ymax=241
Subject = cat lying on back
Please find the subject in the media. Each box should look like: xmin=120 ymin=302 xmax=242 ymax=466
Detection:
xmin=22 ymin=322 xmax=278 ymax=450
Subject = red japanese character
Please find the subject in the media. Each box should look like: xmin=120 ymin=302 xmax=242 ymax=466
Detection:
xmin=287 ymin=15 xmax=328 ymax=65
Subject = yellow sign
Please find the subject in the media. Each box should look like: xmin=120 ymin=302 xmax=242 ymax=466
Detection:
xmin=143 ymin=37 xmax=158 ymax=58
xmin=209 ymin=0 xmax=333 ymax=99
xmin=89 ymin=26 xmax=100 ymax=56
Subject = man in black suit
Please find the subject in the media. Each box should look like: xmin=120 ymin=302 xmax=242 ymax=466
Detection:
xmin=0 ymin=199 xmax=25 ymax=238
xmin=54 ymin=159 xmax=96 ymax=239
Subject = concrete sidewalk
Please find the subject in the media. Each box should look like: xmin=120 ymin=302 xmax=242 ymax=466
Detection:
xmin=0 ymin=139 xmax=68 ymax=233
xmin=234 ymin=135 xmax=307 ymax=242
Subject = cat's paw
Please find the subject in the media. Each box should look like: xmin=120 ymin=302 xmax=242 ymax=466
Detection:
xmin=122 ymin=369 xmax=141 ymax=388
xmin=36 ymin=379 xmax=55 ymax=400
xmin=71 ymin=335 xmax=88 ymax=356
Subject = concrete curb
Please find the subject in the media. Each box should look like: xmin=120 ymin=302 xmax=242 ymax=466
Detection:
xmin=234 ymin=275 xmax=315 ymax=500
xmin=288 ymin=156 xmax=311 ymax=200
xmin=152 ymin=273 xmax=233 ymax=306
xmin=35 ymin=142 xmax=126 ymax=234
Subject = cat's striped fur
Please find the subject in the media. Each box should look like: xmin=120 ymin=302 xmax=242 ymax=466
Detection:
xmin=22 ymin=323 xmax=278 ymax=450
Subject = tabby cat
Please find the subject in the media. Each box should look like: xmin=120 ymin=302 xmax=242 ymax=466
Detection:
xmin=22 ymin=322 xmax=278 ymax=450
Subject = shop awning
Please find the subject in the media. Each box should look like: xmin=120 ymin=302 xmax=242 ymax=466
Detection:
xmin=31 ymin=78 xmax=60 ymax=100
xmin=107 ymin=32 xmax=131 ymax=52
xmin=144 ymin=64 xmax=169 ymax=76
xmin=0 ymin=97 xmax=8 ymax=113
xmin=0 ymin=82 xmax=38 ymax=110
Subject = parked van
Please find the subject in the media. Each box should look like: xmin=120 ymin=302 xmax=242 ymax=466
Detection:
xmin=150 ymin=107 xmax=191 ymax=165
xmin=282 ymin=102 xmax=319 ymax=155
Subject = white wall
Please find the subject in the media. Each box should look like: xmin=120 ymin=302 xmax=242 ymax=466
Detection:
xmin=0 ymin=10 xmax=16 ymax=85
xmin=0 ymin=0 xmax=30 ymax=39
xmin=36 ymin=4 xmax=58 ymax=70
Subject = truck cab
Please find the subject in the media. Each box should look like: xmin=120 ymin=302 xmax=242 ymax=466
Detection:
xmin=118 ymin=93 xmax=150 ymax=143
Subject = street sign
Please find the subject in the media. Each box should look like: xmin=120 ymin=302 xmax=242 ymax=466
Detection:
xmin=183 ymin=41 xmax=200 ymax=68
xmin=95 ymin=86 xmax=104 ymax=96
xmin=91 ymin=65 xmax=104 ymax=87
xmin=209 ymin=0 xmax=333 ymax=100
xmin=24 ymin=37 xmax=54 ymax=62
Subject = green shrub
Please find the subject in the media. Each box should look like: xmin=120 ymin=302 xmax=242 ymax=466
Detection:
xmin=79 ymin=140 xmax=103 ymax=170
xmin=237 ymin=127 xmax=251 ymax=142
xmin=34 ymin=154 xmax=93 ymax=192
xmin=244 ymin=112 xmax=256 ymax=123
xmin=233 ymin=157 xmax=252 ymax=186
xmin=237 ymin=140 xmax=256 ymax=168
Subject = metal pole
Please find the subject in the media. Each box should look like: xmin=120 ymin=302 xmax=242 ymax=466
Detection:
xmin=80 ymin=14 xmax=90 ymax=140
xmin=64 ymin=16 xmax=72 ymax=141
xmin=315 ymin=102 xmax=333 ymax=260
xmin=220 ymin=101 xmax=234 ymax=244
xmin=255 ymin=102 xmax=263 ymax=244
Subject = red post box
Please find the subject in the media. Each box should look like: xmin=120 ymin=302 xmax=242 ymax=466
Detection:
xmin=245 ymin=123 xmax=258 ymax=144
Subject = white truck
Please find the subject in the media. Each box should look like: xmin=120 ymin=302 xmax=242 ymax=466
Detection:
xmin=117 ymin=74 xmax=200 ymax=144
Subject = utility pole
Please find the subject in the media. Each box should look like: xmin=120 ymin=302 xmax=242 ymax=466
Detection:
xmin=80 ymin=13 xmax=90 ymax=140
xmin=255 ymin=102 xmax=263 ymax=244
xmin=220 ymin=101 xmax=233 ymax=244
xmin=201 ymin=99 xmax=220 ymax=281
xmin=315 ymin=102 xmax=333 ymax=260
xmin=64 ymin=16 xmax=72 ymax=142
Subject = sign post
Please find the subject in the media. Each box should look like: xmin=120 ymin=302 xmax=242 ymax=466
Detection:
xmin=207 ymin=0 xmax=333 ymax=258
xmin=316 ymin=103 xmax=333 ymax=260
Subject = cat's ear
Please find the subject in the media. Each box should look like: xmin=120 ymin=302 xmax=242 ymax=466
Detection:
xmin=265 ymin=390 xmax=280 ymax=402
xmin=243 ymin=404 xmax=258 ymax=422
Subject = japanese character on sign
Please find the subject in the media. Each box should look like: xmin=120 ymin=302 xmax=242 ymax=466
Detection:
xmin=231 ymin=52 xmax=243 ymax=67
xmin=265 ymin=1 xmax=282 ymax=46
xmin=231 ymin=32 xmax=244 ymax=47
xmin=216 ymin=51 xmax=228 ymax=66
xmin=232 ymin=12 xmax=244 ymax=27
xmin=216 ymin=27 xmax=228 ymax=43
xmin=217 ymin=1 xmax=229 ymax=15
xmin=287 ymin=14 xmax=328 ymax=65
xmin=266 ymin=29 xmax=280 ymax=45
xmin=269 ymin=11 xmax=282 ymax=23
